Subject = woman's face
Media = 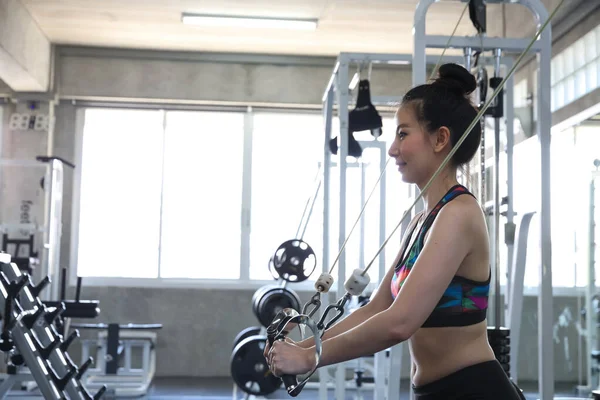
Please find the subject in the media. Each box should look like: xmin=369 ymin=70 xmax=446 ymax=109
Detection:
xmin=388 ymin=105 xmax=437 ymax=185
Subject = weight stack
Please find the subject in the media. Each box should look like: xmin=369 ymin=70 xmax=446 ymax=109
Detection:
xmin=487 ymin=327 xmax=510 ymax=377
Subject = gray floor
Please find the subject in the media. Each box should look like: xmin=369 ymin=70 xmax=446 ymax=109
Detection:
xmin=140 ymin=377 xmax=591 ymax=399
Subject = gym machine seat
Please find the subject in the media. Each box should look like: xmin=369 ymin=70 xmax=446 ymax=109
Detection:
xmin=71 ymin=323 xmax=162 ymax=398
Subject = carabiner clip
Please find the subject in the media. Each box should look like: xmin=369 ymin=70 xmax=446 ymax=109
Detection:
xmin=317 ymin=293 xmax=351 ymax=332
xmin=302 ymin=291 xmax=321 ymax=318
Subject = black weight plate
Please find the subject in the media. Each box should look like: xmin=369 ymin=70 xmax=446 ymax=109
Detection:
xmin=272 ymin=239 xmax=317 ymax=283
xmin=233 ymin=326 xmax=262 ymax=350
xmin=487 ymin=327 xmax=510 ymax=338
xmin=492 ymin=345 xmax=510 ymax=356
xmin=256 ymin=286 xmax=301 ymax=328
xmin=268 ymin=257 xmax=279 ymax=280
xmin=496 ymin=354 xmax=510 ymax=364
xmin=489 ymin=337 xmax=510 ymax=347
xmin=231 ymin=335 xmax=281 ymax=396
xmin=252 ymin=286 xmax=273 ymax=319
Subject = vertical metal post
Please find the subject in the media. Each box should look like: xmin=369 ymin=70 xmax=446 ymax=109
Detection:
xmin=504 ymin=59 xmax=515 ymax=316
xmin=240 ymin=107 xmax=253 ymax=281
xmin=412 ymin=5 xmax=427 ymax=87
xmin=335 ymin=56 xmax=350 ymax=400
xmin=535 ymin=3 xmax=554 ymax=397
xmin=41 ymin=159 xmax=64 ymax=301
xmin=464 ymin=47 xmax=473 ymax=70
xmin=374 ymin=143 xmax=387 ymax=400
xmin=360 ymin=161 xmax=366 ymax=269
xmin=493 ymin=48 xmax=502 ymax=329
xmin=586 ymin=173 xmax=596 ymax=392
xmin=319 ymin=86 xmax=334 ymax=400
xmin=378 ymin=144 xmax=387 ymax=297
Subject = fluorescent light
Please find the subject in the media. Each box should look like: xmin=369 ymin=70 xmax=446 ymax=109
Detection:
xmin=182 ymin=13 xmax=318 ymax=30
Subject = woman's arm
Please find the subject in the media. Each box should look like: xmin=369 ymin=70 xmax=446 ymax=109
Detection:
xmin=295 ymin=259 xmax=398 ymax=349
xmin=300 ymin=200 xmax=474 ymax=368
xmin=295 ymin=223 xmax=418 ymax=350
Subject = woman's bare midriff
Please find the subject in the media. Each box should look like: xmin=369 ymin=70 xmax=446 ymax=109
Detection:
xmin=410 ymin=320 xmax=496 ymax=386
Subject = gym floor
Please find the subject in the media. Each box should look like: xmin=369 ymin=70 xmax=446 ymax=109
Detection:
xmin=142 ymin=378 xmax=582 ymax=399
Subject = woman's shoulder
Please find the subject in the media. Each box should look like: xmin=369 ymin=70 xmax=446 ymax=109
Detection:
xmin=434 ymin=192 xmax=483 ymax=231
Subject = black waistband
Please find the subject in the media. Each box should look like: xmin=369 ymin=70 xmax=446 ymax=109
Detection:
xmin=421 ymin=309 xmax=487 ymax=328
xmin=412 ymin=359 xmax=500 ymax=394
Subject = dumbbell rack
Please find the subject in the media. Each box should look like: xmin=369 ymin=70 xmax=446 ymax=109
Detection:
xmin=0 ymin=253 xmax=105 ymax=399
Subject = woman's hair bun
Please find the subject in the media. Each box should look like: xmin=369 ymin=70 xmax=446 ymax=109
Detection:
xmin=434 ymin=63 xmax=477 ymax=96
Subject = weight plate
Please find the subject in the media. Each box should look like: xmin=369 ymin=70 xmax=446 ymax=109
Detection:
xmin=272 ymin=239 xmax=317 ymax=283
xmin=489 ymin=337 xmax=510 ymax=347
xmin=232 ymin=326 xmax=262 ymax=350
xmin=251 ymin=286 xmax=272 ymax=319
xmin=492 ymin=345 xmax=510 ymax=356
xmin=496 ymin=354 xmax=510 ymax=364
xmin=268 ymin=257 xmax=279 ymax=281
xmin=254 ymin=285 xmax=301 ymax=328
xmin=487 ymin=327 xmax=510 ymax=338
xmin=230 ymin=335 xmax=281 ymax=396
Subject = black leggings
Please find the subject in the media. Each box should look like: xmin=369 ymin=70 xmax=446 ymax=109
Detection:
xmin=412 ymin=360 xmax=525 ymax=400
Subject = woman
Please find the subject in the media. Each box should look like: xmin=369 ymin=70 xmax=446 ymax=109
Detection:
xmin=265 ymin=63 xmax=523 ymax=399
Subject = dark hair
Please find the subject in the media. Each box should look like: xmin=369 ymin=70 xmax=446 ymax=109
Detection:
xmin=401 ymin=63 xmax=480 ymax=167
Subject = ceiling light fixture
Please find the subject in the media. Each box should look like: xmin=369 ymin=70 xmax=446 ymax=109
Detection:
xmin=182 ymin=13 xmax=318 ymax=30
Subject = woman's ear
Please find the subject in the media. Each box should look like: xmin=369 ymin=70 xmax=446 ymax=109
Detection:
xmin=430 ymin=126 xmax=451 ymax=153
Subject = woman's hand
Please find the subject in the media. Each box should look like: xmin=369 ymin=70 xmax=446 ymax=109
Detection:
xmin=267 ymin=340 xmax=316 ymax=377
xmin=263 ymin=336 xmax=295 ymax=360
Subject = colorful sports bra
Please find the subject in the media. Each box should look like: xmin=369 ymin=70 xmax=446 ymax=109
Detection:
xmin=390 ymin=184 xmax=490 ymax=328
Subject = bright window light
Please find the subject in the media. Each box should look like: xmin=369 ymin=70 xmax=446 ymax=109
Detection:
xmin=181 ymin=13 xmax=318 ymax=30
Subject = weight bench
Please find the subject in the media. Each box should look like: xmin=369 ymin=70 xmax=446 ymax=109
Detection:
xmin=71 ymin=323 xmax=162 ymax=398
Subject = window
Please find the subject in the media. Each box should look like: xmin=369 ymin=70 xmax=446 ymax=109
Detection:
xmin=159 ymin=111 xmax=245 ymax=279
xmin=75 ymin=108 xmax=245 ymax=280
xmin=572 ymin=124 xmax=600 ymax=287
xmin=508 ymin=124 xmax=600 ymax=289
xmin=76 ymin=109 xmax=164 ymax=278
xmin=551 ymin=24 xmax=600 ymax=111
xmin=249 ymin=112 xmax=324 ymax=281
xmin=514 ymin=79 xmax=528 ymax=109
xmin=510 ymin=136 xmax=541 ymax=288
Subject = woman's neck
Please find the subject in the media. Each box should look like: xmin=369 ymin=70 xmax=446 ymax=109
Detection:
xmin=418 ymin=168 xmax=459 ymax=215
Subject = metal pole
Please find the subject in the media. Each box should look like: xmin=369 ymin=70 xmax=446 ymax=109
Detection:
xmin=240 ymin=108 xmax=253 ymax=281
xmin=319 ymin=85 xmax=334 ymax=400
xmin=493 ymin=48 xmax=502 ymax=329
xmin=464 ymin=47 xmax=472 ymax=70
xmin=374 ymin=143 xmax=387 ymax=400
xmin=335 ymin=55 xmax=350 ymax=400
xmin=360 ymin=162 xmax=366 ymax=269
xmin=533 ymin=1 xmax=554 ymax=396
xmin=586 ymin=172 xmax=596 ymax=392
xmin=504 ymin=59 xmax=516 ymax=318
xmin=41 ymin=159 xmax=64 ymax=302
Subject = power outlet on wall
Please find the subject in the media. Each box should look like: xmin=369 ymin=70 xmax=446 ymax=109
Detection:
xmin=9 ymin=113 xmax=50 ymax=132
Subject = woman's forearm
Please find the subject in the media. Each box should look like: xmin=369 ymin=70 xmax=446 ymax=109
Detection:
xmin=296 ymin=306 xmax=375 ymax=349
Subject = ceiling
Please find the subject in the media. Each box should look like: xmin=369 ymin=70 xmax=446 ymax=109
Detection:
xmin=19 ymin=0 xmax=507 ymax=57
